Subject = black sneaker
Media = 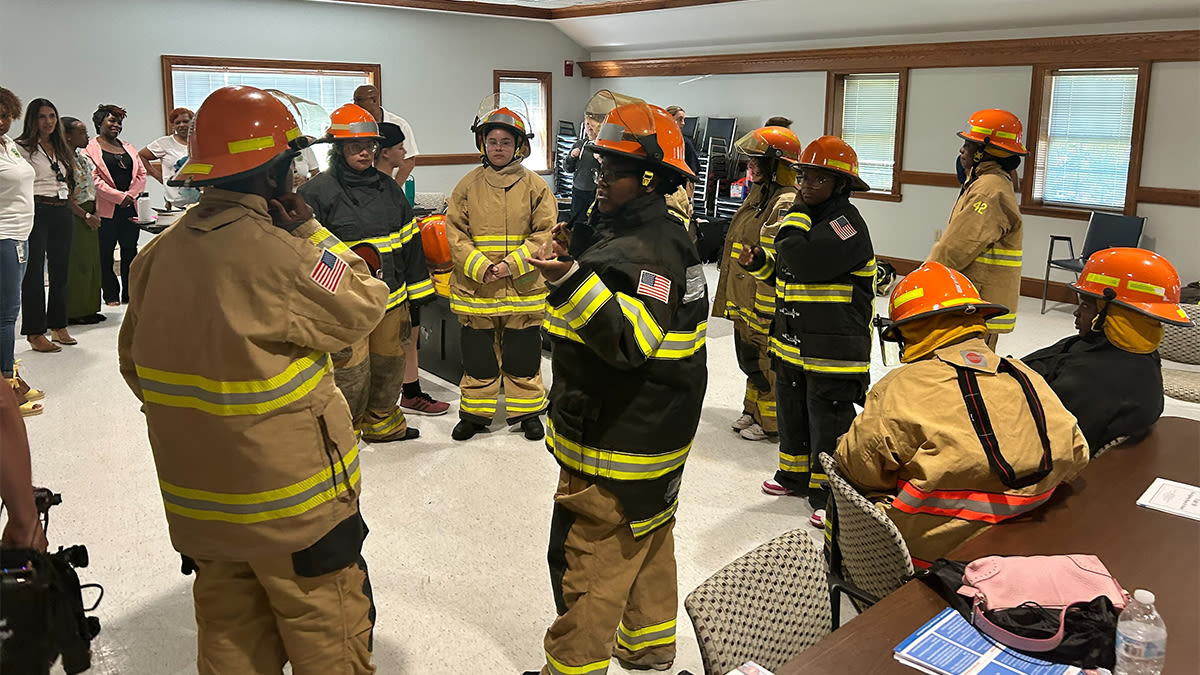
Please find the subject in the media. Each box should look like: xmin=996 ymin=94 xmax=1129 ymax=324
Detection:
xmin=521 ymin=417 xmax=545 ymax=441
xmin=452 ymin=420 xmax=485 ymax=441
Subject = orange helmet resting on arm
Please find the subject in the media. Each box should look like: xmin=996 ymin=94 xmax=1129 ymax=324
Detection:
xmin=418 ymin=215 xmax=453 ymax=274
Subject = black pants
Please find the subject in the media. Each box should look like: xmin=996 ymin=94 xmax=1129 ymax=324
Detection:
xmin=773 ymin=361 xmax=864 ymax=509
xmin=568 ymin=188 xmax=596 ymax=228
xmin=21 ymin=202 xmax=72 ymax=335
xmin=99 ymin=206 xmax=139 ymax=304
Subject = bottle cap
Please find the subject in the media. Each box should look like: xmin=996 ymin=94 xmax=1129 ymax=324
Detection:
xmin=1133 ymin=589 xmax=1155 ymax=604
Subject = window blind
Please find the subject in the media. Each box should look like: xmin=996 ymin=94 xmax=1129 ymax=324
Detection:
xmin=1036 ymin=68 xmax=1138 ymax=209
xmin=841 ymin=74 xmax=899 ymax=193
xmin=498 ymin=77 xmax=549 ymax=172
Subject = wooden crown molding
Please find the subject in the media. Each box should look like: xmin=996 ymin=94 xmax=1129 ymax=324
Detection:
xmin=580 ymin=30 xmax=1200 ymax=78
xmin=313 ymin=0 xmax=738 ymax=20
xmin=419 ymin=153 xmax=481 ymax=166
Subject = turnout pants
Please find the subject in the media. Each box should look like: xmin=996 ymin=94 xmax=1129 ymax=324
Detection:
xmin=773 ymin=362 xmax=863 ymax=509
xmin=733 ymin=319 xmax=777 ymax=434
xmin=334 ymin=304 xmax=412 ymax=442
xmin=457 ymin=312 xmax=546 ymax=425
xmin=542 ymin=470 xmax=677 ymax=675
xmin=192 ymin=555 xmax=375 ymax=675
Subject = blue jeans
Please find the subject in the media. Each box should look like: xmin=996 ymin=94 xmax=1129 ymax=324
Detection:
xmin=0 ymin=238 xmax=28 ymax=377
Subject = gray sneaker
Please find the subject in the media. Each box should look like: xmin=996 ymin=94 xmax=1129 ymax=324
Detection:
xmin=731 ymin=413 xmax=755 ymax=431
xmin=739 ymin=423 xmax=768 ymax=441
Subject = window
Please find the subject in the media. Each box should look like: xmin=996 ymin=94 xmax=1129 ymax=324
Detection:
xmin=494 ymin=70 xmax=553 ymax=172
xmin=1031 ymin=68 xmax=1139 ymax=210
xmin=162 ymin=56 xmax=380 ymax=171
xmin=825 ymin=71 xmax=907 ymax=199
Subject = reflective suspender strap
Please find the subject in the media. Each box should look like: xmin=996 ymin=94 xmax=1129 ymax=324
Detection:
xmin=953 ymin=359 xmax=1054 ymax=489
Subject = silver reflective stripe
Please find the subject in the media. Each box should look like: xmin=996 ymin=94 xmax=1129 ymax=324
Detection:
xmin=781 ymin=285 xmax=853 ymax=302
xmin=551 ymin=441 xmax=686 ymax=479
xmin=894 ymin=489 xmax=1045 ymax=519
xmin=616 ymin=295 xmax=664 ymax=352
xmin=683 ymin=265 xmax=706 ymax=303
xmin=161 ymin=454 xmax=359 ymax=517
xmin=556 ymin=273 xmax=611 ymax=328
xmin=617 ymin=621 xmax=676 ymax=649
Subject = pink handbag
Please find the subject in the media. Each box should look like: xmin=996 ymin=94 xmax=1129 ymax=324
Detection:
xmin=957 ymin=554 xmax=1128 ymax=652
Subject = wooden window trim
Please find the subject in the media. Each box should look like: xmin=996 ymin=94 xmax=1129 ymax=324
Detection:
xmin=1020 ymin=63 xmax=1151 ymax=220
xmin=161 ymin=55 xmax=380 ymax=136
xmin=824 ymin=69 xmax=908 ymax=201
xmin=492 ymin=70 xmax=554 ymax=175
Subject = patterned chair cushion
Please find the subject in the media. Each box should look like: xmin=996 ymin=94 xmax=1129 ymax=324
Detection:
xmin=684 ymin=529 xmax=831 ymax=674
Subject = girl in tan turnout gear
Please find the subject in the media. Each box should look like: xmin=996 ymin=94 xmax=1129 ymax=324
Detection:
xmin=712 ymin=126 xmax=800 ymax=441
xmin=446 ymin=94 xmax=555 ymax=442
xmin=928 ymin=109 xmax=1026 ymax=350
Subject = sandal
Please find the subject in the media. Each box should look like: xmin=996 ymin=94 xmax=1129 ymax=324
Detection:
xmin=50 ymin=330 xmax=77 ymax=346
xmin=11 ymin=360 xmax=43 ymax=401
xmin=27 ymin=335 xmax=62 ymax=353
xmin=10 ymin=379 xmax=44 ymax=417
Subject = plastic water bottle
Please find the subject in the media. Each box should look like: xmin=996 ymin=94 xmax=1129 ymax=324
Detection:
xmin=403 ymin=175 xmax=415 ymax=204
xmin=1115 ymin=589 xmax=1167 ymax=675
xmin=136 ymin=192 xmax=153 ymax=223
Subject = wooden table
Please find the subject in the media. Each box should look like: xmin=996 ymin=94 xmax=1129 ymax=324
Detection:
xmin=777 ymin=416 xmax=1200 ymax=675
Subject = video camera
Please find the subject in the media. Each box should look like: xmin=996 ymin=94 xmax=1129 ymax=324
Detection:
xmin=1 ymin=487 xmax=102 ymax=674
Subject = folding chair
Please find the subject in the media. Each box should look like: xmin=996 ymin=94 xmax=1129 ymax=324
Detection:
xmin=1042 ymin=212 xmax=1145 ymax=313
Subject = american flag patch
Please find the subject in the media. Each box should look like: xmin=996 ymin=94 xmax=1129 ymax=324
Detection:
xmin=636 ymin=270 xmax=672 ymax=304
xmin=830 ymin=215 xmax=857 ymax=240
xmin=310 ymin=249 xmax=348 ymax=294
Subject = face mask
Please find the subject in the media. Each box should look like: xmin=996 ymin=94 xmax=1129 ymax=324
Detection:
xmin=955 ymin=154 xmax=968 ymax=185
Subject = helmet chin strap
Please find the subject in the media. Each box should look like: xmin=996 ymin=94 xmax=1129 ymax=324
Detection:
xmin=1090 ymin=288 xmax=1118 ymax=333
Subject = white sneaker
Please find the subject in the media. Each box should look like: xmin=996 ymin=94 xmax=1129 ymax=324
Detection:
xmin=731 ymin=413 xmax=755 ymax=431
xmin=739 ymin=423 xmax=768 ymax=441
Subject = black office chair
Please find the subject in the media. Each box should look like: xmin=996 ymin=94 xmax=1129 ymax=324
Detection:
xmin=1041 ymin=212 xmax=1145 ymax=313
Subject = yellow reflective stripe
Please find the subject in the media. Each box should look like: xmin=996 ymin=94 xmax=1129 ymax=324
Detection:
xmin=285 ymin=127 xmax=301 ymax=141
xmin=768 ymin=339 xmax=868 ymax=373
xmin=178 ymin=163 xmax=213 ymax=176
xmin=460 ymin=396 xmax=497 ymax=416
xmin=730 ymin=241 xmax=745 ymax=260
xmin=941 ymin=296 xmax=986 ymax=308
xmin=307 ymin=226 xmax=352 ymax=255
xmin=779 ymin=212 xmax=812 ymax=232
xmin=543 ymin=312 xmax=584 ymax=343
xmin=346 ymin=220 xmax=416 ymax=255
xmin=724 ymin=304 xmax=770 ymax=333
xmin=809 ymin=472 xmax=829 ymax=489
xmin=892 ymin=287 xmax=924 ymax=310
xmin=385 ymin=284 xmax=408 ymax=310
xmin=1127 ymin=280 xmax=1165 ymax=297
xmin=509 ymin=245 xmax=534 ymax=277
xmin=753 ymin=291 xmax=776 ymax=315
xmin=650 ymin=322 xmax=706 ymax=360
xmin=361 ymin=408 xmax=406 ymax=436
xmin=975 ymin=247 xmax=1023 ymax=267
xmin=505 ymin=395 xmax=547 ymax=414
xmin=137 ymin=352 xmax=330 ymax=416
xmin=547 ymin=418 xmax=690 ymax=481
xmin=986 ymin=313 xmax=1017 ymax=332
xmin=552 ymin=272 xmax=613 ymax=330
xmin=779 ymin=449 xmax=809 ymax=473
xmin=227 ymin=135 xmax=275 ymax=155
xmin=160 ymin=445 xmax=359 ymax=524
xmin=629 ymin=499 xmax=678 ymax=539
xmin=465 ymin=249 xmax=490 ymax=281
xmin=407 ymin=277 xmax=434 ymax=301
xmin=971 ymin=124 xmax=1018 ymax=140
xmin=780 ymin=283 xmax=853 ymax=303
xmin=750 ymin=252 xmax=775 ymax=281
xmin=545 ymin=652 xmax=609 ymax=675
xmin=616 ymin=295 xmax=665 ymax=357
xmin=1085 ymin=272 xmax=1120 ymax=287
xmin=852 ymin=257 xmax=878 ymax=277
xmin=450 ymin=293 xmax=547 ymax=315
xmin=617 ymin=618 xmax=677 ymax=646
xmin=825 ymin=158 xmax=851 ymax=171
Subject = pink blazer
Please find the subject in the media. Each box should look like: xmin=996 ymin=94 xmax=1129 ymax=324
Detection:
xmin=84 ymin=138 xmax=147 ymax=219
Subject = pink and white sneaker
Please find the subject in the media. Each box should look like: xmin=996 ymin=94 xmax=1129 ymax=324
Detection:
xmin=761 ymin=479 xmax=798 ymax=496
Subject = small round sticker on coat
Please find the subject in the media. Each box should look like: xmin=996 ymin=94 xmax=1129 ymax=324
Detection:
xmin=961 ymin=350 xmax=986 ymax=366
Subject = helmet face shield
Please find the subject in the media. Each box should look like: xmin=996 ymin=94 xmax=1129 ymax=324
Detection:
xmin=473 ymin=93 xmax=533 ymax=163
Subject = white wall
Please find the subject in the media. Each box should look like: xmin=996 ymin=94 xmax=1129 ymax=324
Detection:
xmin=0 ymin=0 xmax=591 ymax=198
xmin=589 ymin=50 xmax=1200 ymax=283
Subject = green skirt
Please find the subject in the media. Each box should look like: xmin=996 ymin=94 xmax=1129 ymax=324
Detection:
xmin=67 ymin=200 xmax=102 ymax=319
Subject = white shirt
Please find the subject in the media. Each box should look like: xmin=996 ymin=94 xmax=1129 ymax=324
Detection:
xmin=145 ymin=134 xmax=189 ymax=206
xmin=0 ymin=135 xmax=35 ymax=240
xmin=16 ymin=142 xmax=67 ymax=199
xmin=381 ymin=109 xmax=420 ymax=158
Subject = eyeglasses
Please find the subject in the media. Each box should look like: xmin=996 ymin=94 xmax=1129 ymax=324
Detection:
xmin=591 ymin=168 xmax=641 ymax=184
xmin=796 ymin=172 xmax=832 ymax=186
xmin=485 ymin=138 xmax=516 ymax=149
xmin=344 ymin=140 xmax=379 ymax=155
